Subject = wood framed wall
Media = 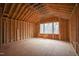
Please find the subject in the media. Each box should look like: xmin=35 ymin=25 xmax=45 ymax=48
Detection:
xmin=69 ymin=4 xmax=79 ymax=55
xmin=0 ymin=18 xmax=35 ymax=48
xmin=0 ymin=3 xmax=79 ymax=55
xmin=76 ymin=4 xmax=79 ymax=55
xmin=59 ymin=18 xmax=69 ymax=41
xmin=34 ymin=17 xmax=69 ymax=42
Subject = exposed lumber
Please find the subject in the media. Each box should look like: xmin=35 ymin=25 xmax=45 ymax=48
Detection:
xmin=46 ymin=5 xmax=72 ymax=14
xmin=10 ymin=4 xmax=22 ymax=42
xmin=70 ymin=4 xmax=77 ymax=19
xmin=12 ymin=4 xmax=22 ymax=19
xmin=23 ymin=9 xmax=32 ymax=21
xmin=15 ymin=4 xmax=26 ymax=20
xmin=8 ymin=4 xmax=16 ymax=17
xmin=19 ymin=4 xmax=30 ymax=20
xmin=23 ymin=4 xmax=42 ymax=22
xmin=1 ymin=3 xmax=75 ymax=23
xmin=0 ymin=3 xmax=7 ymax=48
xmin=28 ymin=4 xmax=45 ymax=22
xmin=24 ymin=4 xmax=42 ymax=21
xmin=2 ymin=4 xmax=8 ymax=18
xmin=22 ymin=4 xmax=38 ymax=21
xmin=6 ymin=4 xmax=16 ymax=43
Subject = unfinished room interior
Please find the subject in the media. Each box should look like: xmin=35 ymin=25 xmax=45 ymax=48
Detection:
xmin=0 ymin=3 xmax=79 ymax=56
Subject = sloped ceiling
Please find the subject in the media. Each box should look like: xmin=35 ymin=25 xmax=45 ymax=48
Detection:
xmin=0 ymin=3 xmax=75 ymax=23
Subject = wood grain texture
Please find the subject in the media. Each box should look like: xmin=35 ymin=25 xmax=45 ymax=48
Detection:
xmin=0 ymin=38 xmax=77 ymax=56
xmin=0 ymin=3 xmax=75 ymax=23
xmin=69 ymin=4 xmax=79 ymax=55
xmin=0 ymin=3 xmax=79 ymax=55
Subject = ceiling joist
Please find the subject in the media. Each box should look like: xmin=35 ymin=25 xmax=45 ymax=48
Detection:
xmin=0 ymin=3 xmax=75 ymax=23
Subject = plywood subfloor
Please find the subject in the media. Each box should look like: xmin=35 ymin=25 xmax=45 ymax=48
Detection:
xmin=0 ymin=38 xmax=77 ymax=56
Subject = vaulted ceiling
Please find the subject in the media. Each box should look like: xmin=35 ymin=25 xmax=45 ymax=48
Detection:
xmin=0 ymin=3 xmax=75 ymax=23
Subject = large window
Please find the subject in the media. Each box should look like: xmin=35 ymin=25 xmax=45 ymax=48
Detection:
xmin=40 ymin=22 xmax=59 ymax=34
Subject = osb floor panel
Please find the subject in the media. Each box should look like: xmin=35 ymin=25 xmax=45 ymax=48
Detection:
xmin=0 ymin=38 xmax=77 ymax=56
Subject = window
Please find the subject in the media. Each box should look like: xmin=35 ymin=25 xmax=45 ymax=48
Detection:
xmin=40 ymin=24 xmax=44 ymax=34
xmin=40 ymin=22 xmax=59 ymax=34
xmin=44 ymin=23 xmax=53 ymax=34
xmin=54 ymin=22 xmax=59 ymax=34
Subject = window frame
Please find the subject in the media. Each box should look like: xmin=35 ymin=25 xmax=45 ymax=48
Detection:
xmin=40 ymin=22 xmax=60 ymax=34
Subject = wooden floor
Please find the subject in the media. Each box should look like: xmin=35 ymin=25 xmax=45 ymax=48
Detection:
xmin=0 ymin=38 xmax=77 ymax=56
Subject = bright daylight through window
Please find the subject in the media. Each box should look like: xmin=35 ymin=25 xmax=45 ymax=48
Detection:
xmin=40 ymin=22 xmax=59 ymax=34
